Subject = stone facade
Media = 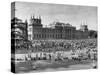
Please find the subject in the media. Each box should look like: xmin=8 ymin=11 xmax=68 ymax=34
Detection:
xmin=28 ymin=16 xmax=89 ymax=40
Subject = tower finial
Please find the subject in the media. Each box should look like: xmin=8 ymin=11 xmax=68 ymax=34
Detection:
xmin=32 ymin=14 xmax=34 ymax=19
xmin=25 ymin=19 xmax=28 ymax=24
xmin=37 ymin=15 xmax=38 ymax=19
xmin=39 ymin=15 xmax=41 ymax=19
xmin=31 ymin=15 xmax=32 ymax=19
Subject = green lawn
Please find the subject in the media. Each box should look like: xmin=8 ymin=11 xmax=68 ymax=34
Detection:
xmin=15 ymin=59 xmax=94 ymax=73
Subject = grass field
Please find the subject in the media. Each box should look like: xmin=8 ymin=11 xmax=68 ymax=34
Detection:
xmin=15 ymin=59 xmax=96 ymax=73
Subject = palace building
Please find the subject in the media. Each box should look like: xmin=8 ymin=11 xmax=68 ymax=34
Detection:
xmin=28 ymin=15 xmax=89 ymax=40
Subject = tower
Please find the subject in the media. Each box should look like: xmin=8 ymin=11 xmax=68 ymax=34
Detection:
xmin=80 ymin=24 xmax=89 ymax=39
xmin=29 ymin=15 xmax=43 ymax=40
xmin=80 ymin=25 xmax=88 ymax=32
xmin=30 ymin=15 xmax=42 ymax=25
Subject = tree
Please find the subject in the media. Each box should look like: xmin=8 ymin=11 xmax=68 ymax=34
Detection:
xmin=88 ymin=30 xmax=97 ymax=38
xmin=11 ymin=17 xmax=32 ymax=53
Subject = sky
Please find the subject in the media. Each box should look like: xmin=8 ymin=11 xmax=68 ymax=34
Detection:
xmin=14 ymin=2 xmax=97 ymax=30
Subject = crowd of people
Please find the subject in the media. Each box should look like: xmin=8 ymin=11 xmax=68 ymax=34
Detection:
xmin=31 ymin=39 xmax=97 ymax=52
xmin=12 ymin=39 xmax=97 ymax=70
xmin=13 ymin=39 xmax=97 ymax=62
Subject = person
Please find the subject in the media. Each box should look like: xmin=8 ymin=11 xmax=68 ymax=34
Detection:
xmin=91 ymin=60 xmax=97 ymax=69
